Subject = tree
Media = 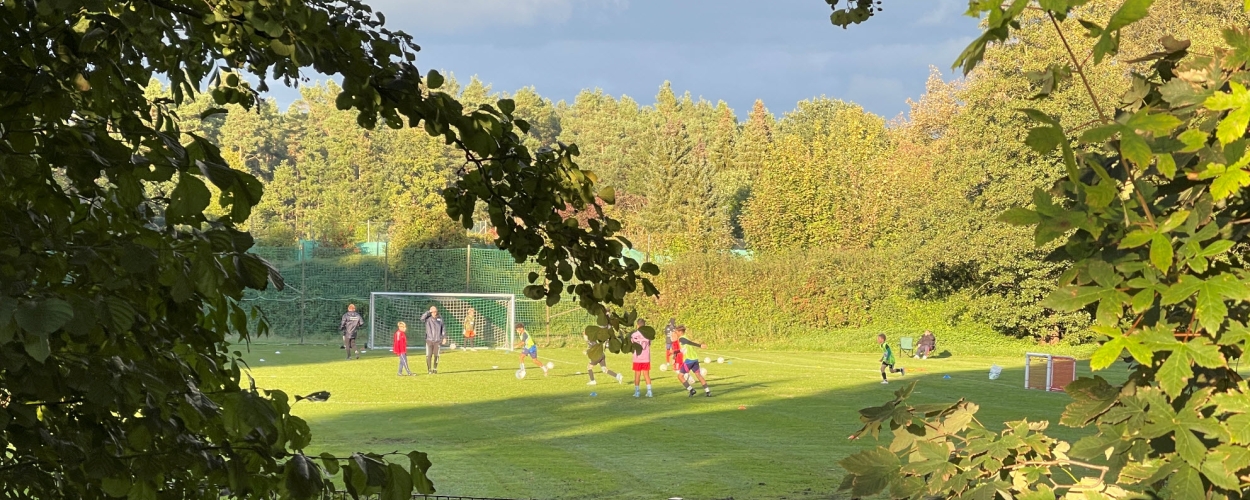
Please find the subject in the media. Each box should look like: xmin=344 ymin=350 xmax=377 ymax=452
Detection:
xmin=838 ymin=2 xmax=1250 ymax=498
xmin=0 ymin=0 xmax=657 ymax=498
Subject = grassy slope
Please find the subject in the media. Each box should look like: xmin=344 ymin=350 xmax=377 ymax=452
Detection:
xmin=241 ymin=343 xmax=1122 ymax=500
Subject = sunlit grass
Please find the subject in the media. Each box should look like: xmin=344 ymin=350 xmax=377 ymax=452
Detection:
xmin=239 ymin=342 xmax=1119 ymax=499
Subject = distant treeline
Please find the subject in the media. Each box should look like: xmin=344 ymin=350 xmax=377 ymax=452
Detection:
xmin=156 ymin=0 xmax=1246 ymax=344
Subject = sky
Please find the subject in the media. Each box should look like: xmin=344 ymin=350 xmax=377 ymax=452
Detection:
xmin=272 ymin=0 xmax=983 ymax=120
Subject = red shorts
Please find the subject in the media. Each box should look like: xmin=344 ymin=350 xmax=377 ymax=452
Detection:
xmin=632 ymin=362 xmax=651 ymax=372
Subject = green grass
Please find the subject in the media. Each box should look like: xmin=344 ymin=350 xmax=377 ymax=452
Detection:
xmin=239 ymin=342 xmax=1123 ymax=500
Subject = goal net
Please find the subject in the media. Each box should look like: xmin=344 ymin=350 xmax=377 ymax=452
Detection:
xmin=369 ymin=292 xmax=516 ymax=351
xmin=1024 ymin=353 xmax=1078 ymax=392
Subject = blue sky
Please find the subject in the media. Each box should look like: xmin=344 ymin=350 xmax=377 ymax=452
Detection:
xmin=275 ymin=0 xmax=982 ymax=119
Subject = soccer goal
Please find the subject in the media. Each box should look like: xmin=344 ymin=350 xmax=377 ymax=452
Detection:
xmin=1024 ymin=353 xmax=1078 ymax=392
xmin=369 ymin=292 xmax=516 ymax=351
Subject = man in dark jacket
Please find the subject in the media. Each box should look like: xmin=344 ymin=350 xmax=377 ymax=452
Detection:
xmin=340 ymin=304 xmax=365 ymax=360
xmin=420 ymin=306 xmax=446 ymax=374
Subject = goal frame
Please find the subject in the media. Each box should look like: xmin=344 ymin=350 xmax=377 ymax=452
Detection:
xmin=1024 ymin=352 xmax=1077 ymax=392
xmin=368 ymin=292 xmax=516 ymax=351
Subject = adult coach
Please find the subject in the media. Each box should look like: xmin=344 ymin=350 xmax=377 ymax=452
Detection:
xmin=340 ymin=303 xmax=365 ymax=360
xmin=420 ymin=306 xmax=447 ymax=374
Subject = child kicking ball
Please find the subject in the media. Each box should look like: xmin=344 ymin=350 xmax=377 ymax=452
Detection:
xmin=671 ymin=326 xmax=711 ymax=397
xmin=514 ymin=323 xmax=548 ymax=377
xmin=877 ymin=333 xmax=905 ymax=384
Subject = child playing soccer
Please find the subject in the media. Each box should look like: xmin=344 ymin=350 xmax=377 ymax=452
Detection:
xmin=515 ymin=323 xmax=548 ymax=377
xmin=583 ymin=332 xmax=623 ymax=386
xmin=630 ymin=319 xmax=653 ymax=398
xmin=671 ymin=326 xmax=710 ymax=397
xmin=878 ymin=333 xmax=905 ymax=384
xmin=463 ymin=308 xmax=476 ymax=348
xmin=393 ymin=321 xmax=414 ymax=376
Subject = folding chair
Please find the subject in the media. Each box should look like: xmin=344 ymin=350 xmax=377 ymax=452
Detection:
xmin=900 ymin=337 xmax=914 ymax=357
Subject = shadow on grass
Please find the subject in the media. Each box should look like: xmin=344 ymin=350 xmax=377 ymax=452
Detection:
xmin=296 ymin=361 xmax=1131 ymax=500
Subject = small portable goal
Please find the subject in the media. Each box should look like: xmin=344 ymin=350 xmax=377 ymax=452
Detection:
xmin=1024 ymin=353 xmax=1077 ymax=392
xmin=369 ymin=292 xmax=516 ymax=351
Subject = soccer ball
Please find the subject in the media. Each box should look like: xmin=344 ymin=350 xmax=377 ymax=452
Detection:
xmin=516 ymin=369 xmax=526 ymax=379
xmin=275 ymin=351 xmax=281 ymax=354
xmin=492 ymin=366 xmax=499 ymax=369
xmin=716 ymin=357 xmax=724 ymax=364
xmin=660 ymin=363 xmax=668 ymax=371
xmin=450 ymin=343 xmax=457 ymax=350
xmin=699 ymin=367 xmax=707 ymax=377
xmin=546 ymin=362 xmax=555 ymax=370
xmin=704 ymin=357 xmax=711 ymax=363
xmin=259 ymin=359 xmax=265 ymax=362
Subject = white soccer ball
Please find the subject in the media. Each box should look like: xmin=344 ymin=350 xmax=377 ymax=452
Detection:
xmin=450 ymin=343 xmax=457 ymax=350
xmin=717 ymin=357 xmax=724 ymax=364
xmin=546 ymin=362 xmax=555 ymax=370
xmin=492 ymin=365 xmax=499 ymax=369
xmin=275 ymin=351 xmax=281 ymax=354
xmin=660 ymin=363 xmax=668 ymax=371
xmin=259 ymin=359 xmax=265 ymax=362
xmin=516 ymin=369 xmax=526 ymax=379
xmin=699 ymin=367 xmax=707 ymax=377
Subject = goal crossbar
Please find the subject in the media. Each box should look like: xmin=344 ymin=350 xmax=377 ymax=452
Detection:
xmin=369 ymin=292 xmax=516 ymax=351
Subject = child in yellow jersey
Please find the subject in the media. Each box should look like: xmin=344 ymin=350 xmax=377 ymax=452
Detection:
xmin=515 ymin=323 xmax=548 ymax=376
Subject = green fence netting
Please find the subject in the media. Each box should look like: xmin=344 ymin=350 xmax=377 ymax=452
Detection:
xmin=241 ymin=246 xmax=594 ymax=346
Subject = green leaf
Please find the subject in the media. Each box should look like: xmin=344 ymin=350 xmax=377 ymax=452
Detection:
xmin=1120 ymin=132 xmax=1154 ymax=168
xmin=1158 ymin=352 xmax=1193 ymax=397
xmin=1080 ymin=124 xmax=1123 ymax=144
xmin=1164 ymin=465 xmax=1204 ymax=500
xmin=381 ymin=463 xmax=414 ymax=500
xmin=100 ymin=478 xmax=131 ymax=498
xmin=408 ymin=451 xmax=435 ymax=495
xmin=1150 ymin=233 xmax=1173 ymax=273
xmin=1205 ymin=81 xmax=1250 ymax=146
xmin=320 ymin=452 xmax=340 ymax=475
xmin=426 ymin=70 xmax=444 ymax=90
xmin=998 ymin=207 xmax=1041 ymax=225
xmin=1085 ymin=182 xmax=1117 ymax=208
xmin=166 ymin=173 xmax=211 ymax=225
xmin=1119 ymin=229 xmax=1154 ymax=249
xmin=598 ymin=186 xmax=616 ymax=205
xmin=1202 ymin=447 xmax=1246 ymax=490
xmin=269 ymin=39 xmax=294 ymax=57
xmin=1157 ymin=153 xmax=1177 ymax=178
xmin=1158 ymin=210 xmax=1190 ymax=233
xmin=1211 ymin=165 xmax=1250 ymax=200
xmin=1061 ymin=376 xmax=1119 ymax=427
xmin=838 ymin=447 xmax=900 ymax=497
xmin=1025 ymin=125 xmax=1066 ymax=154
xmin=283 ymin=454 xmax=322 ymax=500
xmin=1106 ymin=0 xmax=1155 ymax=32
xmin=1126 ymin=110 xmax=1183 ymax=135
xmin=1178 ymin=129 xmax=1209 ymax=152
xmin=14 ymin=298 xmax=73 ymax=337
xmin=1040 ymin=285 xmax=1105 ymax=311
xmin=1227 ymin=413 xmax=1250 ymax=444
xmin=1090 ymin=337 xmax=1128 ymax=370
xmin=497 ymin=98 xmax=515 ymax=115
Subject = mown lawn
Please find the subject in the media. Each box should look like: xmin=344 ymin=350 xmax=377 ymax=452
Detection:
xmin=239 ymin=342 xmax=1120 ymax=500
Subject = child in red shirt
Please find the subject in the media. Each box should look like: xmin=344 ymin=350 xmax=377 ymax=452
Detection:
xmin=394 ymin=321 xmax=414 ymax=376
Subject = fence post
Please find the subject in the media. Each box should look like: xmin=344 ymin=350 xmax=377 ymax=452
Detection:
xmin=465 ymin=245 xmax=472 ymax=293
xmin=299 ymin=245 xmax=306 ymax=345
xmin=383 ymin=237 xmax=389 ymax=292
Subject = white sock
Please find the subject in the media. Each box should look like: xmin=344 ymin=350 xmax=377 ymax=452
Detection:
xmin=646 ymin=384 xmax=651 ymax=391
xmin=519 ymin=363 xmax=525 ymax=369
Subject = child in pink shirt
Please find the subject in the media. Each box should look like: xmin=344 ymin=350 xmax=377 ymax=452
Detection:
xmin=629 ymin=319 xmax=653 ymax=398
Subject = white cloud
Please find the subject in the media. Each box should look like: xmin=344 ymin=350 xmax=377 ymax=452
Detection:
xmin=368 ymin=0 xmax=625 ymax=33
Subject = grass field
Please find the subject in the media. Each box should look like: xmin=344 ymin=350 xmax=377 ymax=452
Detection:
xmin=239 ymin=342 xmax=1121 ymax=500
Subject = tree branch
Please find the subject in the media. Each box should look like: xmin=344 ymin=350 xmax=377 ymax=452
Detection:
xmin=1048 ymin=13 xmax=1109 ymax=124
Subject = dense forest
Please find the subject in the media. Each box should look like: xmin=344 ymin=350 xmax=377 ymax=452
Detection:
xmin=154 ymin=0 xmax=1247 ymax=347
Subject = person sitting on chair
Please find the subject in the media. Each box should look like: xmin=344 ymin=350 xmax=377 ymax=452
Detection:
xmin=915 ymin=330 xmax=936 ymax=359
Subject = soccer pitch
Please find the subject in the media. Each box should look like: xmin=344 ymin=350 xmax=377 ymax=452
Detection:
xmin=242 ymin=344 xmax=1112 ymax=500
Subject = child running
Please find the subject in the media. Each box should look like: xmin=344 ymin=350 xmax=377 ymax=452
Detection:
xmin=515 ymin=323 xmax=548 ymax=377
xmin=630 ymin=319 xmax=653 ymax=398
xmin=583 ymin=331 xmax=623 ymax=386
xmin=671 ymin=326 xmax=711 ymax=397
xmin=878 ymin=333 xmax=905 ymax=384
xmin=393 ymin=321 xmax=414 ymax=376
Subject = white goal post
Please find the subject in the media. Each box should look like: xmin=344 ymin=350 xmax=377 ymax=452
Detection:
xmin=368 ymin=292 xmax=516 ymax=351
